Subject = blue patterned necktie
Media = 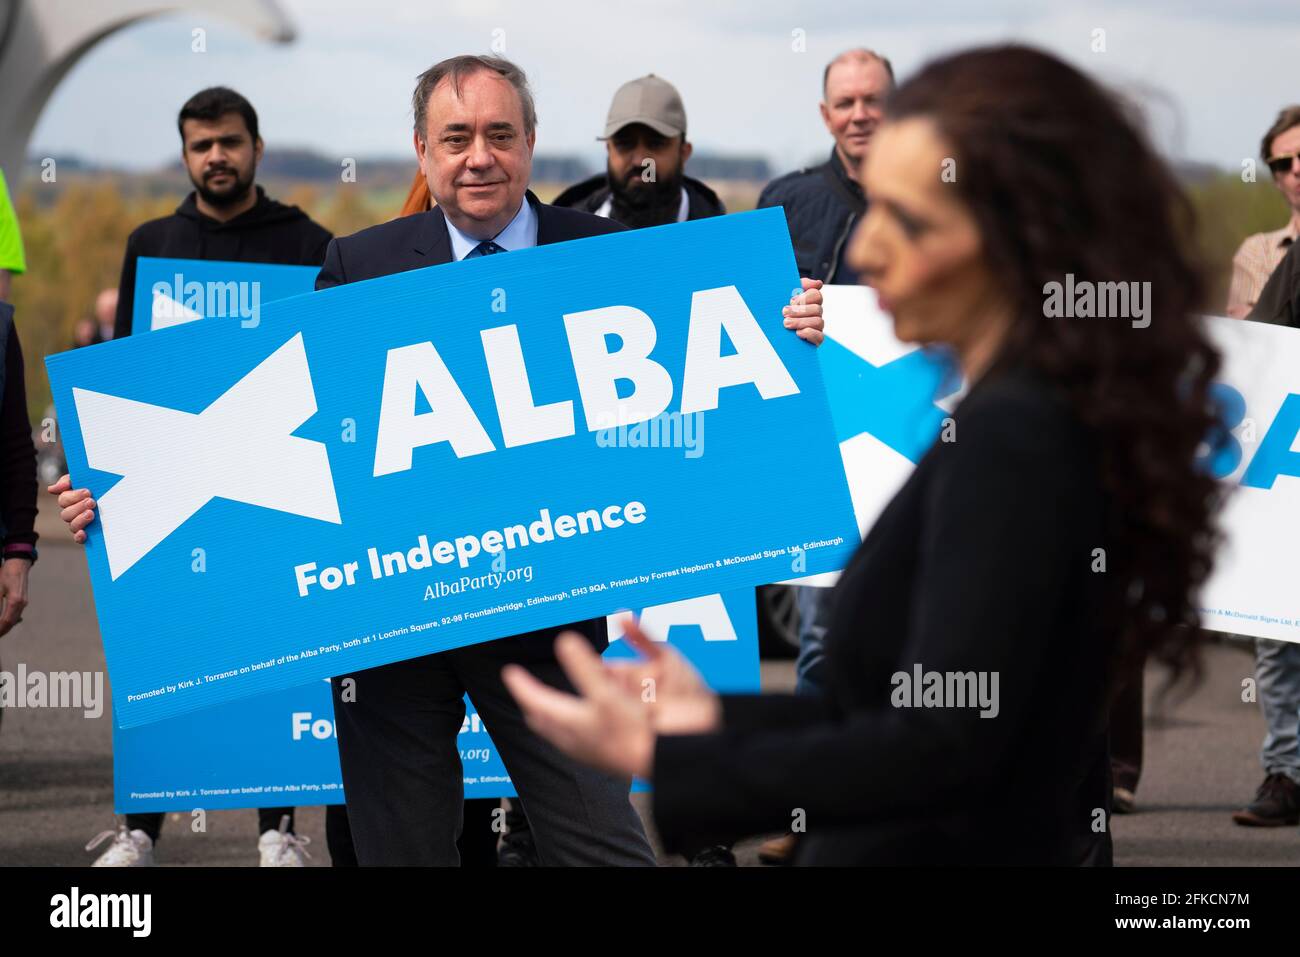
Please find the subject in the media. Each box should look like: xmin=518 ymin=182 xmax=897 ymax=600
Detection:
xmin=467 ymin=240 xmax=505 ymax=258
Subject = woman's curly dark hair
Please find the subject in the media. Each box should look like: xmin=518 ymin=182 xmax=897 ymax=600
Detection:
xmin=887 ymin=45 xmax=1223 ymax=689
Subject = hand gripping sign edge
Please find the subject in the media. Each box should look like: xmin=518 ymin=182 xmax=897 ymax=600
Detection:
xmin=73 ymin=332 xmax=342 ymax=580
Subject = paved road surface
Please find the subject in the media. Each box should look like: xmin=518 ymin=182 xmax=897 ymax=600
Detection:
xmin=2 ymin=502 xmax=1297 ymax=866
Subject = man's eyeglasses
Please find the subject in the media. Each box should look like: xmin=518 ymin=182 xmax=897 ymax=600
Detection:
xmin=1267 ymin=151 xmax=1300 ymax=175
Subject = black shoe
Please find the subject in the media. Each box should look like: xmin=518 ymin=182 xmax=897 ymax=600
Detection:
xmin=1112 ymin=787 xmax=1137 ymax=814
xmin=497 ymin=829 xmax=540 ymax=866
xmin=1231 ymin=773 xmax=1300 ymax=827
xmin=689 ymin=845 xmax=736 ymax=867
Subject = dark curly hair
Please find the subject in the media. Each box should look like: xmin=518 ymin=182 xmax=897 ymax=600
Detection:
xmin=886 ymin=45 xmax=1223 ymax=689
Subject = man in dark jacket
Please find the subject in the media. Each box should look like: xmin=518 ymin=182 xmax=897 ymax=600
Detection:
xmin=112 ymin=87 xmax=331 ymax=338
xmin=545 ymin=72 xmax=731 ymax=866
xmin=755 ymin=47 xmax=894 ymax=866
xmin=758 ymin=49 xmax=893 ymax=286
xmin=315 ymin=54 xmax=820 ymax=866
xmin=313 ymin=55 xmax=662 ymax=867
xmin=68 ymin=86 xmax=331 ymax=866
xmin=553 ymin=75 xmax=725 ymax=227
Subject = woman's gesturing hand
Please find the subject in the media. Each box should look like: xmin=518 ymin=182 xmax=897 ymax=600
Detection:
xmin=501 ymin=616 xmax=721 ymax=780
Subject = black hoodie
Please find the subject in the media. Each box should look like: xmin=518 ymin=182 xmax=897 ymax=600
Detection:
xmin=113 ymin=185 xmax=333 ymax=337
xmin=551 ymin=173 xmax=726 ymax=223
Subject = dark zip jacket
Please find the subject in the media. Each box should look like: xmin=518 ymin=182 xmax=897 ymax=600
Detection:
xmin=758 ymin=148 xmax=866 ymax=285
xmin=552 ymin=173 xmax=726 ymax=222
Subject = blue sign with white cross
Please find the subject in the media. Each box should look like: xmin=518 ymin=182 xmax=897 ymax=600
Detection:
xmin=49 ymin=208 xmax=858 ymax=728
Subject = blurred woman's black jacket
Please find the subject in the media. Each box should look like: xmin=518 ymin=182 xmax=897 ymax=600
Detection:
xmin=652 ymin=365 xmax=1115 ymax=865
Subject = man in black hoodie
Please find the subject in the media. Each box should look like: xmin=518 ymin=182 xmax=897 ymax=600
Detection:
xmin=553 ymin=75 xmax=725 ymax=227
xmin=112 ymin=87 xmax=332 ymax=338
xmin=79 ymin=87 xmax=330 ymax=865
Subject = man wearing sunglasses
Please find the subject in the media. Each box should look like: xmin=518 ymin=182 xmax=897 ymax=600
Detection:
xmin=1227 ymin=106 xmax=1300 ymax=319
xmin=1225 ymin=108 xmax=1300 ymax=832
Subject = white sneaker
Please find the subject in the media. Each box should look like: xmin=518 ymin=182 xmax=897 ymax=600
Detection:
xmin=86 ymin=826 xmax=154 ymax=867
xmin=258 ymin=824 xmax=311 ymax=867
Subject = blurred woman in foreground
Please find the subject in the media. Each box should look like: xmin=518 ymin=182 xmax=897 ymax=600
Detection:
xmin=502 ymin=45 xmax=1223 ymax=865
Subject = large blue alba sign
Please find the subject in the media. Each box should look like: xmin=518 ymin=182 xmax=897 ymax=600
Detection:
xmin=49 ymin=208 xmax=858 ymax=728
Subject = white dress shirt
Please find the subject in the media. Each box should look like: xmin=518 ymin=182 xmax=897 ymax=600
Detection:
xmin=445 ymin=196 xmax=539 ymax=260
xmin=594 ymin=186 xmax=689 ymax=223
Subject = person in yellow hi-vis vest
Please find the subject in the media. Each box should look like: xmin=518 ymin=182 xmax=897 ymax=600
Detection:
xmin=0 ymin=169 xmax=26 ymax=303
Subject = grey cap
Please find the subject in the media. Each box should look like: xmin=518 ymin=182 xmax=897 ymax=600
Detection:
xmin=601 ymin=74 xmax=687 ymax=139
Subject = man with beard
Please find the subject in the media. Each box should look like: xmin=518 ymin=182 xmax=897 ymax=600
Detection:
xmin=111 ymin=87 xmax=332 ymax=336
xmin=553 ymin=75 xmax=725 ymax=227
xmin=82 ymin=86 xmax=331 ymax=865
xmin=548 ymin=73 xmax=736 ymax=868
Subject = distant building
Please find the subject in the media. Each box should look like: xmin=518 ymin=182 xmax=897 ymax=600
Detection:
xmin=530 ymin=156 xmax=591 ymax=184
xmin=687 ymin=153 xmax=772 ymax=182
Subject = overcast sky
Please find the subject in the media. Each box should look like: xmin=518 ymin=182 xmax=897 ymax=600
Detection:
xmin=26 ymin=0 xmax=1300 ymax=175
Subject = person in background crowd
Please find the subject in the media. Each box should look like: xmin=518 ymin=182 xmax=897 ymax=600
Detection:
xmin=108 ymin=89 xmax=331 ymax=338
xmin=1223 ymin=127 xmax=1300 ymax=824
xmin=0 ymin=298 xmax=40 ymax=734
xmin=553 ymin=74 xmax=725 ymax=226
xmin=1107 ymin=666 xmax=1144 ymax=815
xmin=1226 ymin=107 xmax=1300 ymax=319
xmin=0 ymin=168 xmax=24 ymax=303
xmin=754 ymin=45 xmax=893 ymax=865
xmin=52 ymin=86 xmax=332 ymax=867
xmin=0 ymin=162 xmax=42 ymax=735
xmin=93 ymin=288 xmax=117 ymax=343
xmin=759 ymin=48 xmax=892 ymax=286
xmin=555 ymin=73 xmax=736 ymax=867
xmin=503 ymin=43 xmax=1223 ymax=868
xmin=398 ymin=169 xmax=432 ymax=217
xmin=1251 ymin=233 xmax=1300 ymax=326
xmin=71 ymin=318 xmax=98 ymax=349
xmin=72 ymin=290 xmax=119 ymax=348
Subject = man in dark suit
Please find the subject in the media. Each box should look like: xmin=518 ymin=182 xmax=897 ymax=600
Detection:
xmin=317 ymin=54 xmax=825 ymax=866
xmin=314 ymin=54 xmax=656 ymax=866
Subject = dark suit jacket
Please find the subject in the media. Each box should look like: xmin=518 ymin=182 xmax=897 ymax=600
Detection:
xmin=315 ymin=189 xmax=624 ymax=288
xmin=314 ymin=189 xmax=625 ymax=660
xmin=651 ymin=365 xmax=1116 ymax=865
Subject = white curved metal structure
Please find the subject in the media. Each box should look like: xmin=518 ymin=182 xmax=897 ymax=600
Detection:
xmin=0 ymin=0 xmax=296 ymax=180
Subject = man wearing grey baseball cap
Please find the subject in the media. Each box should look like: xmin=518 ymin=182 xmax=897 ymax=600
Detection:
xmin=545 ymin=72 xmax=734 ymax=868
xmin=554 ymin=74 xmax=726 ymax=227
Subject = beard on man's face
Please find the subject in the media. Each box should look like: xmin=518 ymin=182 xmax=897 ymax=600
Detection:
xmin=192 ymin=162 xmax=255 ymax=209
xmin=606 ymin=159 xmax=684 ymax=228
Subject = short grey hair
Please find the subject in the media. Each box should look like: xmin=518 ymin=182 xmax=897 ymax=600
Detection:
xmin=412 ymin=54 xmax=537 ymax=140
xmin=822 ymin=48 xmax=895 ymax=96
